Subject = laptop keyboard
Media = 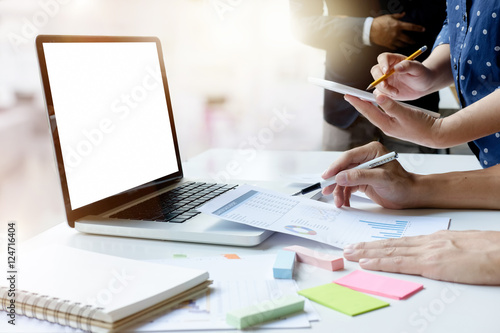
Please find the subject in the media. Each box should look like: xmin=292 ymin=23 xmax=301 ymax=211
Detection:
xmin=110 ymin=182 xmax=237 ymax=223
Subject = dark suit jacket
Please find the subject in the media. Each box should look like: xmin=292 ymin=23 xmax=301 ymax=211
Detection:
xmin=290 ymin=0 xmax=447 ymax=128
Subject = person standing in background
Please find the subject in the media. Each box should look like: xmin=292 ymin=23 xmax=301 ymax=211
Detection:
xmin=289 ymin=0 xmax=446 ymax=152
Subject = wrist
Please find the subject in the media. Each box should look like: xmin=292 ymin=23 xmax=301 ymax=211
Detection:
xmin=427 ymin=118 xmax=448 ymax=149
xmin=405 ymin=174 xmax=436 ymax=208
xmin=421 ymin=44 xmax=454 ymax=94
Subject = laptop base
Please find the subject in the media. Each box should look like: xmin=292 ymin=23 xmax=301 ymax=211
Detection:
xmin=75 ymin=215 xmax=274 ymax=247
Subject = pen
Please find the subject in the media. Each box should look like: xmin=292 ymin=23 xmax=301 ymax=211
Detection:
xmin=366 ymin=45 xmax=427 ymax=90
xmin=292 ymin=151 xmax=398 ymax=196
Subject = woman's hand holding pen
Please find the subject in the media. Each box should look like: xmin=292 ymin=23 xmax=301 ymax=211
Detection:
xmin=370 ymin=52 xmax=435 ymax=100
xmin=369 ymin=44 xmax=453 ymax=100
xmin=321 ymin=142 xmax=421 ymax=209
xmin=344 ymin=46 xmax=450 ymax=148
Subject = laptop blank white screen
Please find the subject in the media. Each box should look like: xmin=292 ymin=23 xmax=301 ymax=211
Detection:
xmin=43 ymin=42 xmax=179 ymax=210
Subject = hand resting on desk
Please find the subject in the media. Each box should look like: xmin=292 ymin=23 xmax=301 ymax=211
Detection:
xmin=343 ymin=230 xmax=500 ymax=285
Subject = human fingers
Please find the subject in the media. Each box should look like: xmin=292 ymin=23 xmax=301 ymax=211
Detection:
xmin=334 ymin=167 xmax=398 ymax=192
xmin=358 ymin=256 xmax=423 ymax=276
xmin=393 ymin=59 xmax=427 ymax=77
xmin=343 ymin=242 xmax=421 ymax=262
xmin=331 ymin=184 xmax=357 ymax=208
xmin=370 ymin=64 xmax=384 ymax=82
xmin=344 ymin=231 xmax=469 ymax=254
xmin=389 ymin=12 xmax=406 ymax=20
xmin=332 ymin=184 xmax=345 ymax=208
xmin=372 ymin=53 xmax=407 ymax=95
xmin=375 ymin=93 xmax=441 ymax=146
xmin=344 ymin=94 xmax=394 ymax=131
xmin=370 ymin=65 xmax=399 ymax=96
xmin=376 ymin=52 xmax=407 ymax=77
xmin=343 ymin=186 xmax=353 ymax=207
xmin=321 ymin=182 xmax=336 ymax=196
xmin=373 ymin=94 xmax=406 ymax=117
xmin=398 ymin=21 xmax=425 ymax=33
xmin=321 ymin=141 xmax=389 ymax=180
xmin=344 ymin=234 xmax=431 ymax=252
xmin=344 ymin=235 xmax=428 ymax=276
xmin=376 ymin=81 xmax=399 ymax=97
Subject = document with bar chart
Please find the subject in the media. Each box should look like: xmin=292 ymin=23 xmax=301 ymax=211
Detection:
xmin=198 ymin=185 xmax=450 ymax=249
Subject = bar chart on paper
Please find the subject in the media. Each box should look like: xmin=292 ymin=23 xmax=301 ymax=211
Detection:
xmin=332 ymin=212 xmax=451 ymax=248
xmin=358 ymin=219 xmax=409 ymax=239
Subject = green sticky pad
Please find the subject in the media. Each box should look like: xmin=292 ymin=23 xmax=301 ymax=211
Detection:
xmin=298 ymin=283 xmax=389 ymax=316
xmin=226 ymin=295 xmax=305 ymax=329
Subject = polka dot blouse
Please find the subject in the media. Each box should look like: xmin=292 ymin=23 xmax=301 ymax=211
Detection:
xmin=434 ymin=1 xmax=500 ymax=168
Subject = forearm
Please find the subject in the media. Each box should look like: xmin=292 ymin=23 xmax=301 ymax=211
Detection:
xmin=420 ymin=44 xmax=454 ymax=95
xmin=412 ymin=164 xmax=500 ymax=209
xmin=435 ymin=89 xmax=500 ymax=147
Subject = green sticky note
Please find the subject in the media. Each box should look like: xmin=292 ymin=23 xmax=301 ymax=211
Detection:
xmin=173 ymin=254 xmax=187 ymax=258
xmin=298 ymin=283 xmax=389 ymax=316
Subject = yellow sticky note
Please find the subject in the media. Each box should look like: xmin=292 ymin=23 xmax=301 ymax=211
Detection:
xmin=298 ymin=283 xmax=389 ymax=316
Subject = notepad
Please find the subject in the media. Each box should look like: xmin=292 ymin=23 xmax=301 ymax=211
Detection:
xmin=298 ymin=283 xmax=389 ymax=316
xmin=334 ymin=270 xmax=423 ymax=300
xmin=0 ymin=245 xmax=210 ymax=333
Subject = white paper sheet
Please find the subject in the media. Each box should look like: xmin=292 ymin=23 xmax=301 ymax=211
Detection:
xmin=198 ymin=185 xmax=450 ymax=249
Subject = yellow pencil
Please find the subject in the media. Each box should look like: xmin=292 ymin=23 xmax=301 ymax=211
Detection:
xmin=366 ymin=45 xmax=427 ymax=90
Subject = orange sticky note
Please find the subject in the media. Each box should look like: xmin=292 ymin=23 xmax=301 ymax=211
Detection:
xmin=224 ymin=254 xmax=241 ymax=259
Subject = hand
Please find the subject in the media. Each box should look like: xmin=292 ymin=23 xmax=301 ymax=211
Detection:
xmin=344 ymin=94 xmax=444 ymax=148
xmin=370 ymin=52 xmax=436 ymax=101
xmin=370 ymin=13 xmax=425 ymax=50
xmin=343 ymin=230 xmax=500 ymax=285
xmin=321 ymin=142 xmax=420 ymax=209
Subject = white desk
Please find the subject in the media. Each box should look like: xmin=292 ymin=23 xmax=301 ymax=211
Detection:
xmin=21 ymin=149 xmax=500 ymax=333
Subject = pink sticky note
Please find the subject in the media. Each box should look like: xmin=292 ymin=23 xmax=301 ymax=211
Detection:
xmin=283 ymin=245 xmax=344 ymax=271
xmin=334 ymin=270 xmax=423 ymax=300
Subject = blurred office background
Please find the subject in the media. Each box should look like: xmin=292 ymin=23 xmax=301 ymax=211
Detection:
xmin=0 ymin=0 xmax=463 ymax=241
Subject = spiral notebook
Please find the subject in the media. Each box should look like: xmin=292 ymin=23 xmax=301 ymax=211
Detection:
xmin=0 ymin=245 xmax=210 ymax=332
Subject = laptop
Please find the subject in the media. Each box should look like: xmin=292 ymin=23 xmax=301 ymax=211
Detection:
xmin=35 ymin=35 xmax=281 ymax=246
